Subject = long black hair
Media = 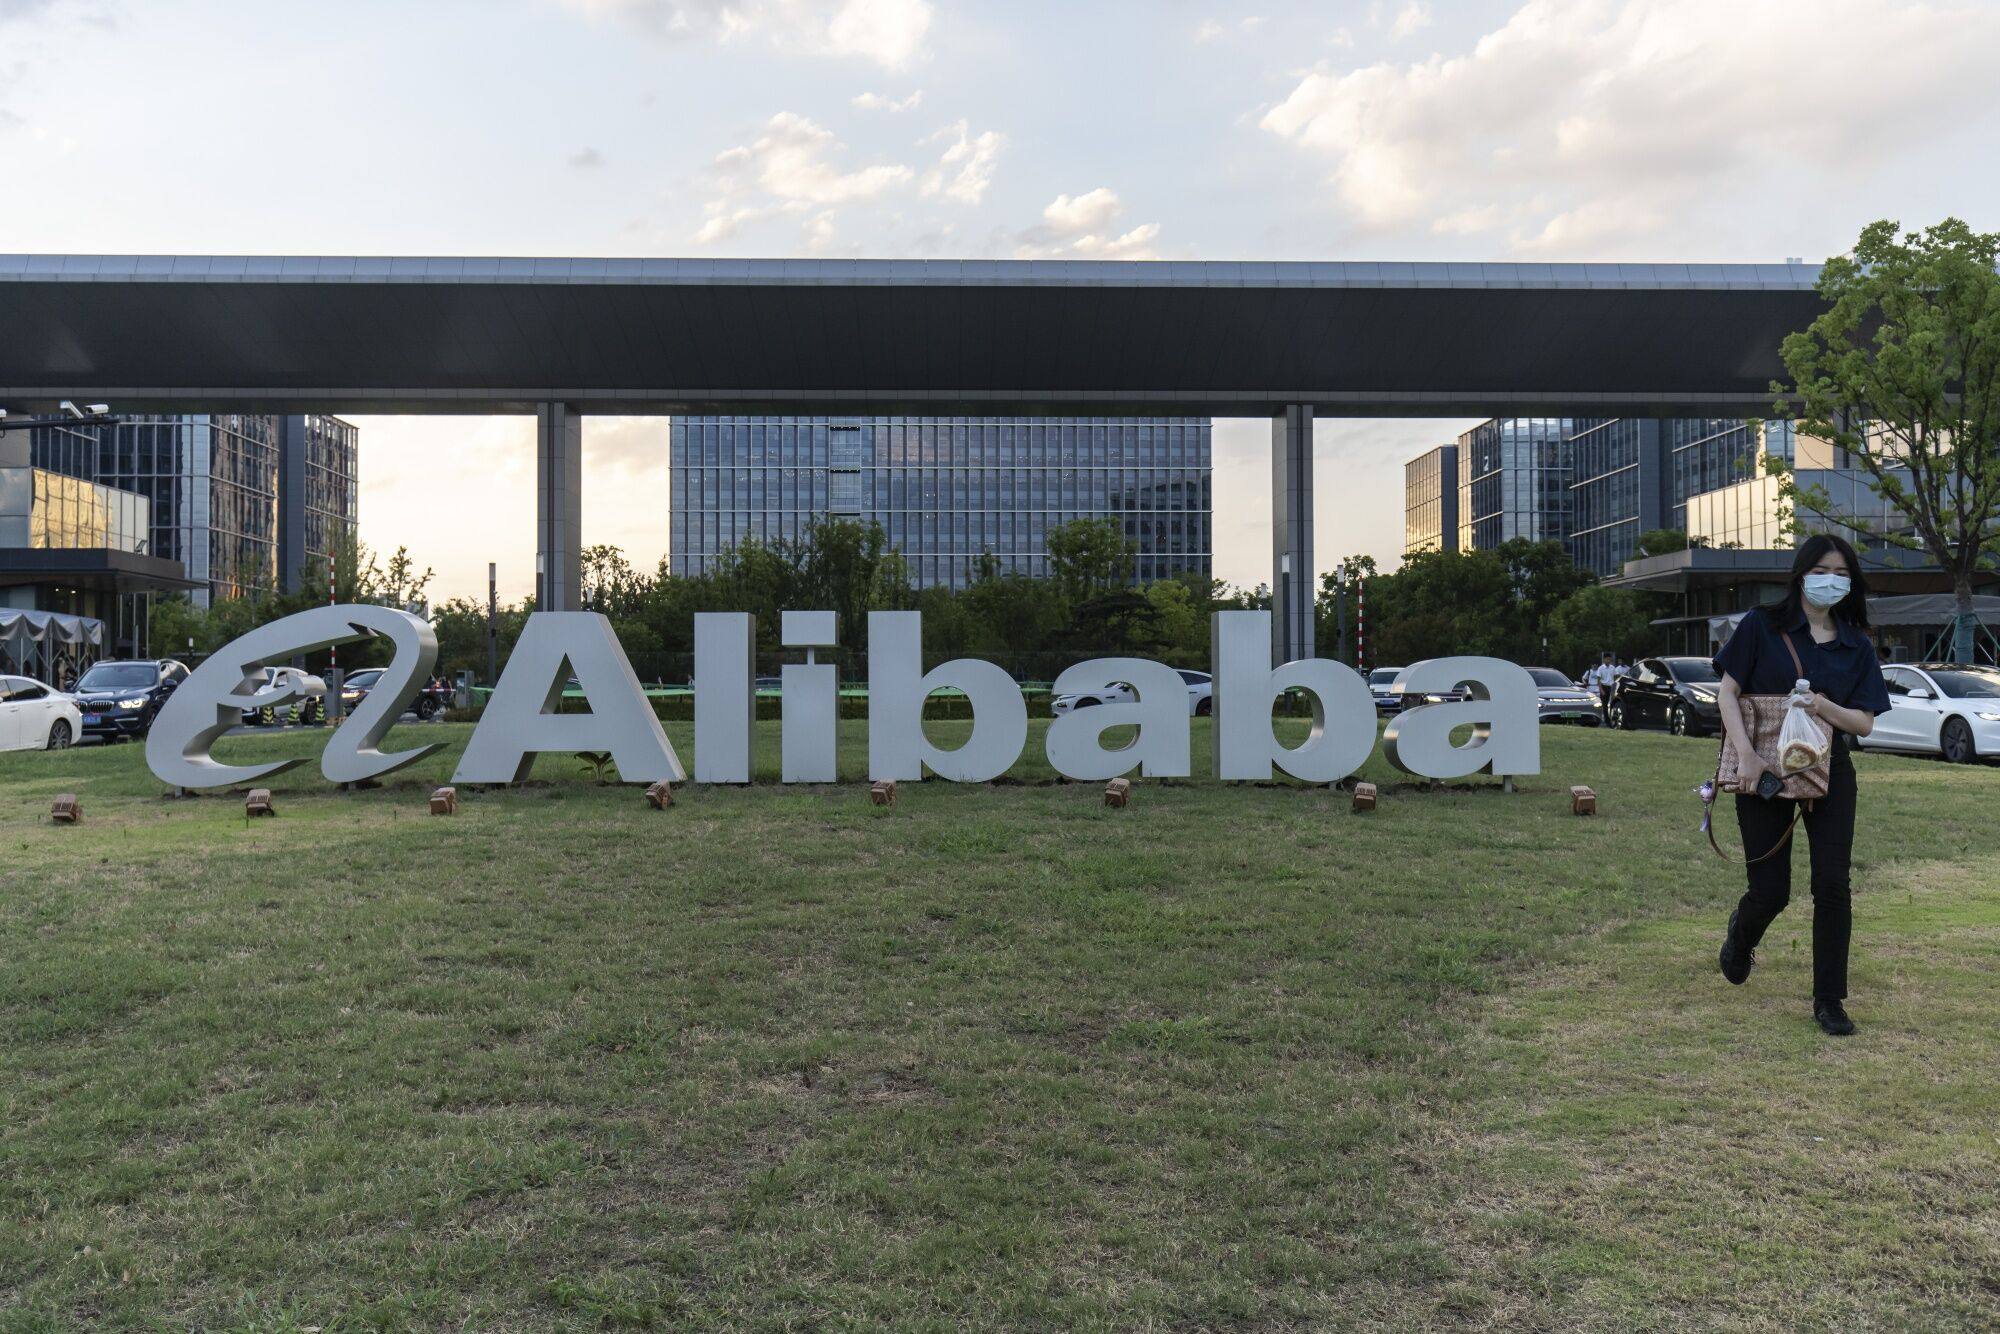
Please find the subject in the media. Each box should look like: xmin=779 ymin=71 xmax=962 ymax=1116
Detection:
xmin=1771 ymin=533 xmax=1871 ymax=629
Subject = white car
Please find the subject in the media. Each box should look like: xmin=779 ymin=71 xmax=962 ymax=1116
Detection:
xmin=1368 ymin=666 xmax=1408 ymax=715
xmin=241 ymin=665 xmax=329 ymax=726
xmin=1051 ymin=669 xmax=1213 ymax=717
xmin=0 ymin=674 xmax=82 ymax=751
xmin=1857 ymin=663 xmax=2000 ymax=764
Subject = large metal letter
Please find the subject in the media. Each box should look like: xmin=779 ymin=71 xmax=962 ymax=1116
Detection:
xmin=867 ymin=611 xmax=1026 ymax=782
xmin=781 ymin=610 xmax=837 ymax=783
xmin=147 ymin=604 xmax=442 ymax=790
xmin=694 ymin=612 xmax=756 ymax=783
xmin=1211 ymin=609 xmax=1375 ymax=782
xmin=1381 ymin=657 xmax=1540 ymax=779
xmin=1045 ymin=658 xmax=1191 ymax=780
xmin=454 ymin=612 xmax=684 ymax=784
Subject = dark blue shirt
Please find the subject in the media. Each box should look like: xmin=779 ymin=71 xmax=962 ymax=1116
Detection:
xmin=1713 ymin=604 xmax=1892 ymax=718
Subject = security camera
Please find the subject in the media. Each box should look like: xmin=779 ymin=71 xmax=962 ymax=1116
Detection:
xmin=86 ymin=404 xmax=110 ymax=416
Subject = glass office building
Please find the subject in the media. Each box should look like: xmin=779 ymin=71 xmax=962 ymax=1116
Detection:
xmin=1567 ymin=418 xmax=1669 ymax=577
xmin=1456 ymin=417 xmax=1572 ymax=552
xmin=670 ymin=415 xmax=1212 ymax=589
xmin=279 ymin=414 xmax=361 ymax=593
xmin=1403 ymin=444 xmax=1458 ymax=556
xmin=0 ymin=467 xmax=152 ymax=554
xmin=1665 ymin=419 xmax=1766 ymax=531
xmin=31 ymin=413 xmax=357 ymax=606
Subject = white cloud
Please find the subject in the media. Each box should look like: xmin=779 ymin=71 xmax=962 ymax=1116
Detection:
xmin=1387 ymin=1 xmax=1430 ymax=39
xmin=1260 ymin=0 xmax=2000 ymax=253
xmin=694 ymin=111 xmax=914 ymax=245
xmin=852 ymin=88 xmax=923 ymax=111
xmin=1195 ymin=13 xmax=1266 ymax=42
xmin=568 ymin=146 xmax=606 ymax=168
xmin=920 ymin=119 xmax=1004 ymax=204
xmin=825 ymin=0 xmax=930 ymax=67
xmin=1040 ymin=187 xmax=1122 ymax=234
xmin=563 ymin=0 xmax=931 ymax=68
xmin=1015 ymin=187 xmax=1162 ymax=259
xmin=711 ymin=110 xmax=912 ymax=205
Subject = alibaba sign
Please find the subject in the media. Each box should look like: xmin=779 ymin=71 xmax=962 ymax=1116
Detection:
xmin=147 ymin=607 xmax=1540 ymax=790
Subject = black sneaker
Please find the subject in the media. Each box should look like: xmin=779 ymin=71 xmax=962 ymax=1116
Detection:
xmin=1718 ymin=908 xmax=1756 ymax=985
xmin=1814 ymin=999 xmax=1857 ymax=1036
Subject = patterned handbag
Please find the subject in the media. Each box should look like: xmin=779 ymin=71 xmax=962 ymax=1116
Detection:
xmin=1703 ymin=630 xmax=1833 ymax=862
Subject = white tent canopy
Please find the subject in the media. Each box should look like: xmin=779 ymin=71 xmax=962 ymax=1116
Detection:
xmin=0 ymin=608 xmax=105 ymax=684
xmin=1864 ymin=594 xmax=2000 ymax=627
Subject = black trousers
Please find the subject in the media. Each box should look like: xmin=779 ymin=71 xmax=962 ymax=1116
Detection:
xmin=1732 ymin=750 xmax=1857 ymax=1000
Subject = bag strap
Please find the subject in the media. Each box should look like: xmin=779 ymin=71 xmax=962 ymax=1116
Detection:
xmin=1779 ymin=629 xmax=1807 ymax=681
xmin=1706 ymin=797 xmax=1804 ymax=864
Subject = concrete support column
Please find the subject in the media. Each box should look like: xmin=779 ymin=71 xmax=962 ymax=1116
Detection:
xmin=1272 ymin=404 xmax=1315 ymax=664
xmin=536 ymin=402 xmax=582 ymax=612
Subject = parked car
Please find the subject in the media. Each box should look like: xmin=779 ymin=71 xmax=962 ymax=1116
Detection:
xmin=240 ymin=665 xmax=328 ymax=726
xmin=1051 ymin=669 xmax=1213 ymax=717
xmin=336 ymin=667 xmax=451 ymax=720
xmin=1857 ymin=663 xmax=2000 ymax=764
xmin=337 ymin=667 xmax=386 ymax=714
xmin=1525 ymin=667 xmax=1604 ymax=725
xmin=0 ymin=674 xmax=82 ymax=751
xmin=70 ymin=658 xmax=189 ymax=742
xmin=1608 ymin=656 xmax=1723 ymax=736
xmin=1368 ymin=666 xmax=1407 ymax=715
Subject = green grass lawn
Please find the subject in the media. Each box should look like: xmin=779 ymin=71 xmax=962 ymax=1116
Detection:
xmin=2 ymin=720 xmax=1996 ymax=1330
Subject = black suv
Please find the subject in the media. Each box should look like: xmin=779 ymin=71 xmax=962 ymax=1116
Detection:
xmin=71 ymin=659 xmax=190 ymax=742
xmin=1608 ymin=656 xmax=1723 ymax=736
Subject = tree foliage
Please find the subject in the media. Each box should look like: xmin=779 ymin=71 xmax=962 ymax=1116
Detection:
xmin=1775 ymin=217 xmax=2000 ymax=660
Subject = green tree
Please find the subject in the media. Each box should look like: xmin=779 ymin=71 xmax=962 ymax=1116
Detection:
xmin=1545 ymin=585 xmax=1660 ymax=676
xmin=1045 ymin=518 xmax=1136 ymax=603
xmin=1775 ymin=218 xmax=2000 ymax=661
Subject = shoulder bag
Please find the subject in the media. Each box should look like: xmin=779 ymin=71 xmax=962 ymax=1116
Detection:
xmin=1703 ymin=630 xmax=1833 ymax=862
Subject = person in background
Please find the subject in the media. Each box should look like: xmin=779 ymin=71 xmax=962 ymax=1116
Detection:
xmin=1587 ymin=652 xmax=1619 ymax=710
xmin=1712 ymin=534 xmax=1890 ymax=1037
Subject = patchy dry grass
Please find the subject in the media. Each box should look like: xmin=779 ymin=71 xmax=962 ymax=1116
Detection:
xmin=1 ymin=720 xmax=1995 ymax=1329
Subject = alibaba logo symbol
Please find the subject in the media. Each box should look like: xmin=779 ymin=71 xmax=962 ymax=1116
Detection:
xmin=145 ymin=605 xmax=444 ymax=790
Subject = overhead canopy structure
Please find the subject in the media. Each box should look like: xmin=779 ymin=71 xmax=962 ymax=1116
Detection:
xmin=1 ymin=253 xmax=1831 ymax=660
xmin=0 ymin=255 xmax=1824 ymax=418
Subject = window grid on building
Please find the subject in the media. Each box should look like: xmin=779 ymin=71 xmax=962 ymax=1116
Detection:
xmin=670 ymin=416 xmax=1213 ymax=590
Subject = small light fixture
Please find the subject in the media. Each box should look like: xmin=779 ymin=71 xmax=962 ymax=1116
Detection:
xmin=245 ymin=789 xmax=276 ymax=817
xmin=870 ymin=779 xmax=897 ymax=807
xmin=645 ymin=781 xmax=673 ymax=809
xmin=50 ymin=793 xmax=81 ymax=824
xmin=1571 ymin=785 xmax=1597 ymax=816
xmin=1103 ymin=777 xmax=1131 ymax=808
xmin=1351 ymin=781 xmax=1378 ymax=812
xmin=430 ymin=786 xmax=458 ymax=815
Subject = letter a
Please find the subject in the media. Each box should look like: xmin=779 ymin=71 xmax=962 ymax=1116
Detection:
xmin=454 ymin=612 xmax=685 ymax=784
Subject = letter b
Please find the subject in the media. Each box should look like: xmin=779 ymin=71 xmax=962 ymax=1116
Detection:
xmin=1210 ymin=609 xmax=1375 ymax=782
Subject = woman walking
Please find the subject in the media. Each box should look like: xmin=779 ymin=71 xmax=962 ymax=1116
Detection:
xmin=1713 ymin=534 xmax=1890 ymax=1036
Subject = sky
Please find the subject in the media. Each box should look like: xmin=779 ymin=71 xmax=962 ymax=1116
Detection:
xmin=4 ymin=0 xmax=1999 ymax=602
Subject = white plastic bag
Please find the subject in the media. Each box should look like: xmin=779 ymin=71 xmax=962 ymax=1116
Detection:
xmin=1778 ymin=678 xmax=1830 ymax=773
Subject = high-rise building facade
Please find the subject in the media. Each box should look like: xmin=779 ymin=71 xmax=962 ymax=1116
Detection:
xmin=1402 ymin=444 xmax=1458 ymax=556
xmin=30 ymin=413 xmax=356 ymax=606
xmin=279 ymin=414 xmax=360 ymax=594
xmin=1567 ymin=417 xmax=1669 ymax=577
xmin=1456 ymin=417 xmax=1572 ymax=553
xmin=670 ymin=415 xmax=1212 ymax=589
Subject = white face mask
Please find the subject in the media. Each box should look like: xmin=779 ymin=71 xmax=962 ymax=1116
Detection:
xmin=1802 ymin=573 xmax=1850 ymax=609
